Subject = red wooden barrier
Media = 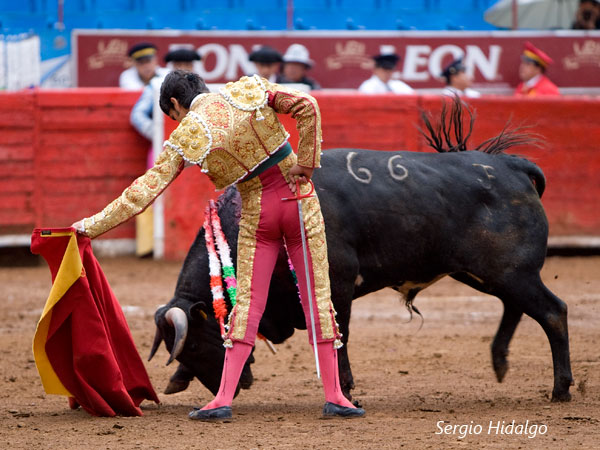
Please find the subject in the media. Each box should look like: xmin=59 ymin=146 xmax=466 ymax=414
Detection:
xmin=1 ymin=89 xmax=598 ymax=260
xmin=0 ymin=89 xmax=148 ymax=243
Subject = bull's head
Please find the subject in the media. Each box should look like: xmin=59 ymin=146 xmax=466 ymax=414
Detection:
xmin=149 ymin=297 xmax=254 ymax=396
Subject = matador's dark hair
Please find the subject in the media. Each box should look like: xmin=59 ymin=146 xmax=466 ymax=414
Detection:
xmin=159 ymin=70 xmax=209 ymax=116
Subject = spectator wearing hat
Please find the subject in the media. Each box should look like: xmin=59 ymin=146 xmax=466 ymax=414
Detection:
xmin=131 ymin=48 xmax=202 ymax=142
xmin=119 ymin=42 xmax=169 ymax=90
xmin=279 ymin=44 xmax=321 ymax=90
xmin=249 ymin=45 xmax=283 ymax=83
xmin=128 ymin=47 xmax=201 ymax=257
xmin=441 ymin=58 xmax=481 ymax=98
xmin=515 ymin=42 xmax=560 ymax=97
xmin=358 ymin=45 xmax=414 ymax=94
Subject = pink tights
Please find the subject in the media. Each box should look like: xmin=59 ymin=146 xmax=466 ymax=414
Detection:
xmin=201 ymin=341 xmax=355 ymax=410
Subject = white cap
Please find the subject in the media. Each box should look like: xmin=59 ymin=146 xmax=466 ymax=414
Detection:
xmin=379 ymin=45 xmax=396 ymax=56
xmin=283 ymin=44 xmax=314 ymax=67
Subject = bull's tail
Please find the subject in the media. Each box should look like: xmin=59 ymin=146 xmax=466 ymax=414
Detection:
xmin=529 ymin=163 xmax=546 ymax=198
xmin=510 ymin=157 xmax=547 ymax=198
xmin=419 ymin=95 xmax=542 ymax=154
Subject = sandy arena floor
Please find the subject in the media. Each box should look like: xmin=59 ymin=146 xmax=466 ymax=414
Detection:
xmin=0 ymin=255 xmax=598 ymax=449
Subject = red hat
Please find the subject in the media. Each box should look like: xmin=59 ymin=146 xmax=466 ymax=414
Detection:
xmin=522 ymin=41 xmax=553 ymax=68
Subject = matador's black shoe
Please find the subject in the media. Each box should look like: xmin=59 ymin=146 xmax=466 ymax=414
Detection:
xmin=188 ymin=406 xmax=232 ymax=421
xmin=322 ymin=402 xmax=365 ymax=418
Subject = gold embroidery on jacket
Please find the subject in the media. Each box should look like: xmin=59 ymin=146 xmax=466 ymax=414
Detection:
xmin=185 ymin=89 xmax=290 ymax=190
xmin=172 ymin=78 xmax=322 ymax=190
xmin=167 ymin=113 xmax=212 ymax=164
xmin=266 ymin=80 xmax=322 ymax=169
xmin=83 ymin=147 xmax=183 ymax=238
xmin=220 ymin=75 xmax=268 ymax=116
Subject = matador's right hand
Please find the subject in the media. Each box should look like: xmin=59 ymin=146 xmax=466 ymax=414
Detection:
xmin=71 ymin=220 xmax=87 ymax=235
xmin=288 ymin=164 xmax=314 ymax=194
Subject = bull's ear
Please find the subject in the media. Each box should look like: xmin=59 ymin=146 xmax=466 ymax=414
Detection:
xmin=189 ymin=301 xmax=208 ymax=321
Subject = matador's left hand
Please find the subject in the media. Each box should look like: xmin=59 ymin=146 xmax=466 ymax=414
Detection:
xmin=288 ymin=164 xmax=314 ymax=194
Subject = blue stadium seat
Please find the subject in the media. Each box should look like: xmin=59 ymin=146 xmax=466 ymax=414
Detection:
xmin=294 ymin=0 xmax=335 ymax=9
xmin=0 ymin=2 xmax=34 ymax=13
xmin=95 ymin=0 xmax=136 ymax=12
xmin=378 ymin=0 xmax=430 ymax=11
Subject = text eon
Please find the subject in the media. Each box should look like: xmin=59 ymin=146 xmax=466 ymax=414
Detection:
xmin=191 ymin=43 xmax=502 ymax=82
xmin=402 ymin=44 xmax=502 ymax=81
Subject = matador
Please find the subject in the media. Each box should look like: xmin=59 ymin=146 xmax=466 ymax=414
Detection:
xmin=72 ymin=71 xmax=365 ymax=420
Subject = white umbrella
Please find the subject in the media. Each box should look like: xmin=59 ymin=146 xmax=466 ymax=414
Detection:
xmin=484 ymin=0 xmax=580 ymax=29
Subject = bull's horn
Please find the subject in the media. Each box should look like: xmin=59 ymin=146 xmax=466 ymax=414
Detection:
xmin=148 ymin=326 xmax=163 ymax=362
xmin=165 ymin=307 xmax=188 ymax=366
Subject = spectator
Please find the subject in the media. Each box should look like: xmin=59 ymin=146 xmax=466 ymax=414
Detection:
xmin=358 ymin=45 xmax=414 ymax=94
xmin=279 ymin=44 xmax=321 ymax=90
xmin=129 ymin=48 xmax=201 ymax=257
xmin=572 ymin=0 xmax=600 ymax=29
xmin=515 ymin=42 xmax=560 ymax=97
xmin=130 ymin=48 xmax=202 ymax=142
xmin=119 ymin=42 xmax=169 ymax=90
xmin=249 ymin=45 xmax=283 ymax=83
xmin=441 ymin=58 xmax=481 ymax=98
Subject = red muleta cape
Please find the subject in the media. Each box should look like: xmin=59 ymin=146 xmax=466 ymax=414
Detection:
xmin=31 ymin=228 xmax=159 ymax=417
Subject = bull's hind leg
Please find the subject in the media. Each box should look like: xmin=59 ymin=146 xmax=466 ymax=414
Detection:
xmin=451 ymin=273 xmax=523 ymax=383
xmin=496 ymin=275 xmax=573 ymax=402
xmin=491 ymin=305 xmax=523 ymax=383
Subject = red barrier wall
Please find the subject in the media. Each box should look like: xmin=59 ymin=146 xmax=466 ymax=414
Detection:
xmin=1 ymin=90 xmax=598 ymax=260
xmin=0 ymin=89 xmax=148 ymax=240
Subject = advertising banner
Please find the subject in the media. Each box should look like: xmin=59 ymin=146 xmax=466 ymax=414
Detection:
xmin=74 ymin=30 xmax=600 ymax=92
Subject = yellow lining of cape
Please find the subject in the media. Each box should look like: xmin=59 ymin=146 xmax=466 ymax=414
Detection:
xmin=32 ymin=232 xmax=83 ymax=396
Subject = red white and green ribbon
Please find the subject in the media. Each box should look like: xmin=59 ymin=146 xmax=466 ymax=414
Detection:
xmin=209 ymin=200 xmax=237 ymax=307
xmin=203 ymin=205 xmax=228 ymax=337
xmin=203 ymin=199 xmax=277 ymax=353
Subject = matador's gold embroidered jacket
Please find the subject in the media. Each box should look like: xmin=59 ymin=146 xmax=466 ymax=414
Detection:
xmin=83 ymin=75 xmax=322 ymax=238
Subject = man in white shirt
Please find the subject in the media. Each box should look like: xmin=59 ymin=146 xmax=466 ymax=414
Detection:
xmin=119 ymin=42 xmax=169 ymax=90
xmin=358 ymin=45 xmax=413 ymax=94
xmin=441 ymin=58 xmax=481 ymax=98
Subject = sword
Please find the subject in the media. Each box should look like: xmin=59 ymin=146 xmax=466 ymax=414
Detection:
xmin=282 ymin=179 xmax=320 ymax=379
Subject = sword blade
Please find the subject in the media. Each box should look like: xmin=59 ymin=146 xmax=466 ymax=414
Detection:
xmin=297 ymin=199 xmax=321 ymax=379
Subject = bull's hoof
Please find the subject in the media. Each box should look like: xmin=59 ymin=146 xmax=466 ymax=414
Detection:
xmin=239 ymin=377 xmax=253 ymax=390
xmin=164 ymin=379 xmax=190 ymax=395
xmin=551 ymin=390 xmax=572 ymax=402
xmin=493 ymin=360 xmax=508 ymax=383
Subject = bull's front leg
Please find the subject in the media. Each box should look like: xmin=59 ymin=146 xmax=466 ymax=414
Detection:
xmin=334 ymin=303 xmax=355 ymax=402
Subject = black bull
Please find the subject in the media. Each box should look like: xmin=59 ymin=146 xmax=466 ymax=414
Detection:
xmin=150 ymin=147 xmax=573 ymax=402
